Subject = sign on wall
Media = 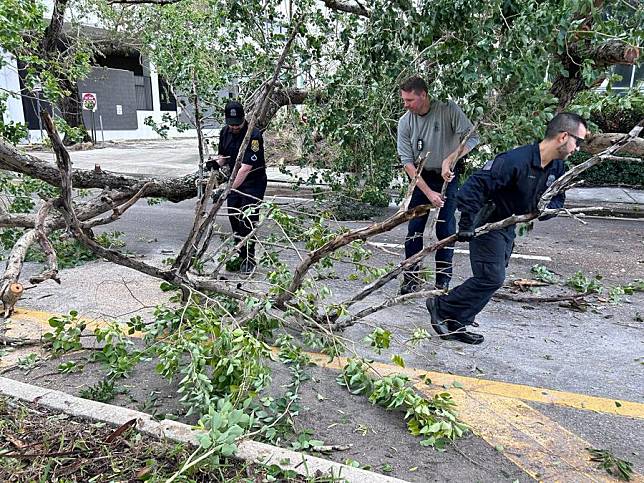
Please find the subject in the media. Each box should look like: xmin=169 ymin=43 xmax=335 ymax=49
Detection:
xmin=81 ymin=92 xmax=98 ymax=112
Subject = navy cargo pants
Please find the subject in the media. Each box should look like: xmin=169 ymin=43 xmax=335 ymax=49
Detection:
xmin=405 ymin=167 xmax=460 ymax=289
xmin=228 ymin=187 xmax=266 ymax=263
xmin=435 ymin=226 xmax=515 ymax=324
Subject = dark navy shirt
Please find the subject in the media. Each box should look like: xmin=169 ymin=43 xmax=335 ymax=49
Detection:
xmin=457 ymin=141 xmax=565 ymax=226
xmin=212 ymin=123 xmax=267 ymax=193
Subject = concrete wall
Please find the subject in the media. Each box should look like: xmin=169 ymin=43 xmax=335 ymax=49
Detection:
xmin=78 ymin=67 xmax=138 ymax=131
xmin=0 ymin=52 xmax=26 ymax=126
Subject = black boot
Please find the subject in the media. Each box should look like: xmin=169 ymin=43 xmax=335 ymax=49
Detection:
xmin=426 ymin=297 xmax=450 ymax=336
xmin=240 ymin=258 xmax=256 ymax=275
xmin=444 ymin=320 xmax=484 ymax=345
xmin=400 ymin=269 xmax=422 ymax=295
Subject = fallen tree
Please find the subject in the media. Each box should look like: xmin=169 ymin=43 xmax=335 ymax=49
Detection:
xmin=1 ymin=0 xmax=642 ymax=473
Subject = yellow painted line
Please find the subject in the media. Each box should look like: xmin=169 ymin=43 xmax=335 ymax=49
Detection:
xmin=310 ymin=353 xmax=643 ymax=482
xmin=6 ymin=307 xmax=144 ymax=339
xmin=433 ymin=390 xmax=618 ymax=482
xmin=5 ymin=307 xmax=644 ymax=481
xmin=1 ymin=308 xmax=142 ymax=369
xmin=6 ymin=307 xmax=644 ymax=419
xmin=306 ymin=352 xmax=644 ymax=420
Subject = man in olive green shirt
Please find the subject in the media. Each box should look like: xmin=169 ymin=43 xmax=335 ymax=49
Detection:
xmin=397 ymin=75 xmax=479 ymax=294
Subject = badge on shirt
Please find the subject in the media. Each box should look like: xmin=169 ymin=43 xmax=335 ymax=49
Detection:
xmin=251 ymin=139 xmax=260 ymax=152
xmin=546 ymin=174 xmax=556 ymax=187
xmin=416 ymin=139 xmax=423 ymax=152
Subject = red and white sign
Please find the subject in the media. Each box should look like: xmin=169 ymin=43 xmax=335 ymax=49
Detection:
xmin=81 ymin=92 xmax=97 ymax=112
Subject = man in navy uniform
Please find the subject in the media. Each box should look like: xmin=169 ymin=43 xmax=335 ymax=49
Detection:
xmin=207 ymin=101 xmax=267 ymax=275
xmin=426 ymin=112 xmax=588 ymax=344
xmin=397 ymin=76 xmax=480 ymax=294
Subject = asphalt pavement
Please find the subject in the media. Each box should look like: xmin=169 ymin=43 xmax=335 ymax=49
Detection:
xmin=1 ymin=138 xmax=641 ymax=482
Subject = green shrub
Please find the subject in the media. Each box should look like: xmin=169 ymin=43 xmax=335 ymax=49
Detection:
xmin=590 ymin=99 xmax=644 ymax=134
xmin=566 ymin=151 xmax=643 ymax=188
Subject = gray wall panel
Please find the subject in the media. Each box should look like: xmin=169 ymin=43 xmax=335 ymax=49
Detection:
xmin=78 ymin=67 xmax=138 ymax=130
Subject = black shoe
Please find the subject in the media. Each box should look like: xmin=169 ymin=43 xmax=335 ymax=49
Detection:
xmin=240 ymin=259 xmax=256 ymax=275
xmin=400 ymin=272 xmax=422 ymax=295
xmin=445 ymin=321 xmax=484 ymax=345
xmin=425 ymin=297 xmax=450 ymax=336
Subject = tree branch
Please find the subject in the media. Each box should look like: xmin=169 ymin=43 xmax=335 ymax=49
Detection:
xmin=582 ymin=133 xmax=644 ymax=157
xmin=41 ymin=111 xmax=178 ymax=283
xmin=81 ymin=181 xmax=154 ymax=229
xmin=323 ymin=0 xmax=370 ymax=17
xmin=274 ymin=202 xmax=439 ymax=309
xmin=570 ymin=39 xmax=639 ymax=69
xmin=40 ymin=0 xmax=71 ymax=59
xmin=29 ymin=200 xmax=60 ymax=285
xmin=551 ymin=37 xmax=640 ymax=108
xmin=0 ymin=137 xmax=199 ymax=202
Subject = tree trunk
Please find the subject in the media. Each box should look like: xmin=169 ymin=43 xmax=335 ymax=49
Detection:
xmin=551 ymin=39 xmax=639 ymax=110
xmin=57 ymin=79 xmax=91 ymax=144
xmin=583 ymin=133 xmax=644 ymax=157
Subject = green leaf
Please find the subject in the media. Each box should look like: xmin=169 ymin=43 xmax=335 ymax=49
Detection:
xmin=391 ymin=354 xmax=405 ymax=368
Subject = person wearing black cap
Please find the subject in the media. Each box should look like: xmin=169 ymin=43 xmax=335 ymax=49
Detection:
xmin=207 ymin=101 xmax=267 ymax=275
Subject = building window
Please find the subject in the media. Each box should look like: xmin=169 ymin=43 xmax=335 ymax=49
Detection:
xmin=158 ymin=77 xmax=177 ymax=111
xmin=135 ymin=75 xmax=153 ymax=110
xmin=611 ymin=64 xmax=642 ymax=91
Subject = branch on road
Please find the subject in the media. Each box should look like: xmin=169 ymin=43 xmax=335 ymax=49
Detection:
xmin=492 ymin=292 xmax=589 ymax=303
xmin=0 ymin=137 xmax=199 ymax=202
xmin=29 ymin=200 xmax=60 ymax=286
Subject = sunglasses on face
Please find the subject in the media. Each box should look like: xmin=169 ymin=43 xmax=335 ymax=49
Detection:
xmin=562 ymin=131 xmax=584 ymax=147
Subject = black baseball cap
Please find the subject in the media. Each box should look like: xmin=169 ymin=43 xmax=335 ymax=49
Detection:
xmin=224 ymin=101 xmax=245 ymax=126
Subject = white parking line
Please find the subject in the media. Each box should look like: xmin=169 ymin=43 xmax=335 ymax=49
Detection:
xmin=367 ymin=242 xmax=552 ymax=262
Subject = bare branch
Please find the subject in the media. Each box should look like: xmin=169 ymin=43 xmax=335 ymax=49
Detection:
xmin=82 ymin=182 xmax=154 ymax=229
xmin=400 ymin=152 xmax=430 ymax=212
xmin=323 ymin=0 xmax=370 ymax=17
xmin=601 ymin=155 xmax=642 ymax=164
xmin=583 ymin=133 xmax=644 ymax=157
xmin=331 ymin=289 xmax=445 ymax=331
xmin=493 ymin=292 xmax=589 ymax=303
xmin=539 ymin=120 xmax=644 ymax=210
xmin=0 ymin=137 xmax=200 ymax=202
xmin=0 ymin=230 xmax=36 ymax=317
xmin=29 ymin=200 xmax=60 ymax=285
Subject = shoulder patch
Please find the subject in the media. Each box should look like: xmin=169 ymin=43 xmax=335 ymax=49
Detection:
xmin=251 ymin=139 xmax=260 ymax=153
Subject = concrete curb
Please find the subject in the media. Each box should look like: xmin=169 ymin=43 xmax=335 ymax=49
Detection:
xmin=0 ymin=376 xmax=407 ymax=483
